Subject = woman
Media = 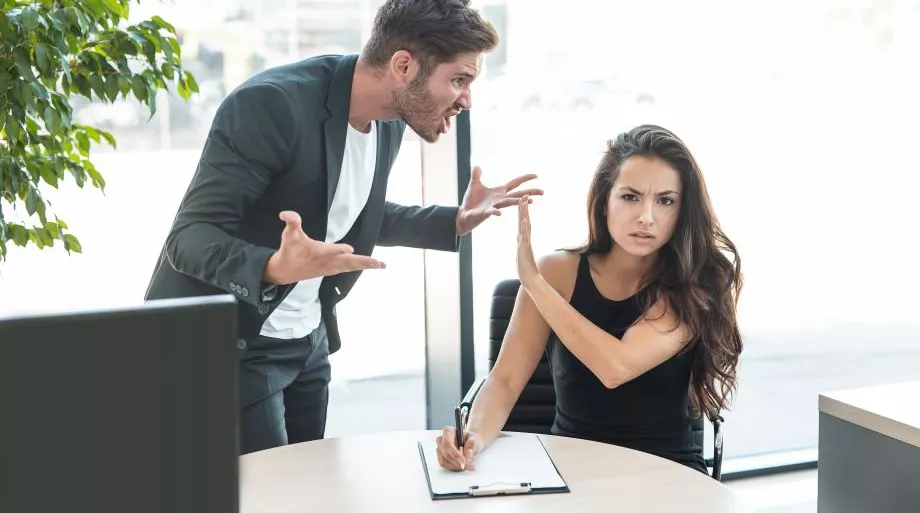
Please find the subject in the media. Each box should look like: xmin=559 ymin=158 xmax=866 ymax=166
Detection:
xmin=436 ymin=124 xmax=743 ymax=474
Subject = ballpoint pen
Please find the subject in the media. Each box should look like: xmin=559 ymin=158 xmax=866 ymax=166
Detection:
xmin=454 ymin=405 xmax=466 ymax=470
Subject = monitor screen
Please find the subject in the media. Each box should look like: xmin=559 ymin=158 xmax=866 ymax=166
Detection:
xmin=0 ymin=295 xmax=239 ymax=513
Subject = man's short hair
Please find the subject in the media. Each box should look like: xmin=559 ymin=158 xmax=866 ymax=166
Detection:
xmin=363 ymin=0 xmax=499 ymax=75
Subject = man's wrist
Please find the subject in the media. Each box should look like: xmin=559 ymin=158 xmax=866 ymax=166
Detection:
xmin=262 ymin=252 xmax=287 ymax=285
xmin=455 ymin=210 xmax=464 ymax=236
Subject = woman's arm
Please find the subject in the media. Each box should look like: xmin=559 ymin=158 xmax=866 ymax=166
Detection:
xmin=515 ymin=197 xmax=690 ymax=390
xmin=467 ymin=252 xmax=579 ymax=448
xmin=524 ymin=269 xmax=691 ymax=389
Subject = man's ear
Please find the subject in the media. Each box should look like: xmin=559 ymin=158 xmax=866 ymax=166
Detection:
xmin=389 ymin=49 xmax=418 ymax=85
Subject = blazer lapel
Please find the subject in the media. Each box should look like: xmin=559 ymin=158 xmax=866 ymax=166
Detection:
xmin=322 ymin=54 xmax=359 ymax=213
xmin=340 ymin=120 xmax=393 ymax=254
xmin=367 ymin=122 xmax=392 ymax=210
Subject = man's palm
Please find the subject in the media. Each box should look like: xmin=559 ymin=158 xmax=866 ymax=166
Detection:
xmin=456 ymin=167 xmax=543 ymax=235
xmin=269 ymin=211 xmax=385 ymax=284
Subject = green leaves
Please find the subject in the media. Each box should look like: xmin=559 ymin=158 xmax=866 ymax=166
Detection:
xmin=131 ymin=74 xmax=147 ymax=100
xmin=14 ymin=47 xmax=36 ymax=81
xmin=34 ymin=44 xmax=51 ymax=75
xmin=0 ymin=0 xmax=194 ymax=260
xmin=5 ymin=115 xmax=20 ymax=141
xmin=63 ymin=233 xmax=82 ymax=253
xmin=43 ymin=104 xmax=60 ymax=134
xmin=104 ymin=73 xmax=118 ymax=101
xmin=15 ymin=6 xmax=42 ymax=32
xmin=178 ymin=72 xmax=199 ymax=102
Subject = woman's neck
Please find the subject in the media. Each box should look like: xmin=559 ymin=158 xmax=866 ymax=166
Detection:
xmin=594 ymin=244 xmax=658 ymax=294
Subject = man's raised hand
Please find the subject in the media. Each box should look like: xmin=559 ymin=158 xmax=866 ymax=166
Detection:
xmin=262 ymin=211 xmax=385 ymax=285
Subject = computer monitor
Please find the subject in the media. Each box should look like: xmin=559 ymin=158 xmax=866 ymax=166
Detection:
xmin=0 ymin=295 xmax=240 ymax=513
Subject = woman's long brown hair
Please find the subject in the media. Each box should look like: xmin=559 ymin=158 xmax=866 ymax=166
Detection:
xmin=572 ymin=124 xmax=743 ymax=421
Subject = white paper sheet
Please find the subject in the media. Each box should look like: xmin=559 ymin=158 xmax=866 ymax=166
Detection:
xmin=419 ymin=433 xmax=567 ymax=496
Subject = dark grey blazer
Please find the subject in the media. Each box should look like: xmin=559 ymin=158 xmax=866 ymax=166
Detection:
xmin=144 ymin=54 xmax=460 ymax=353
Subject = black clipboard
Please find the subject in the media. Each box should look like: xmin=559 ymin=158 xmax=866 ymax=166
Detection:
xmin=417 ymin=434 xmax=570 ymax=500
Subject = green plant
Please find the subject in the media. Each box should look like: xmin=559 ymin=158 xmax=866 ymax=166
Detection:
xmin=0 ymin=0 xmax=197 ymax=260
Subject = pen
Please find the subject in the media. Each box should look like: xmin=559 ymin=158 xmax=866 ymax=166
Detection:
xmin=454 ymin=406 xmax=465 ymax=470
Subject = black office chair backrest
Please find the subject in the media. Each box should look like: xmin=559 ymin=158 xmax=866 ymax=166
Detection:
xmin=488 ymin=278 xmax=709 ymax=462
xmin=488 ymin=279 xmax=556 ymax=434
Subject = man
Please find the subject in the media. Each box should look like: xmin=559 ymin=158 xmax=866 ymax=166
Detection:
xmin=144 ymin=0 xmax=542 ymax=455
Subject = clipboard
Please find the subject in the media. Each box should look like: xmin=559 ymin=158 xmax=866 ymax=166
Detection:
xmin=417 ymin=433 xmax=570 ymax=500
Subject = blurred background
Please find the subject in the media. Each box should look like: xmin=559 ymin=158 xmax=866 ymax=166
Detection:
xmin=1 ymin=1 xmax=919 ymax=502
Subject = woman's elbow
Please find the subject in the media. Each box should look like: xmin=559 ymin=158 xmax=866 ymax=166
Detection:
xmin=600 ymin=376 xmax=622 ymax=390
xmin=599 ymin=363 xmax=631 ymax=389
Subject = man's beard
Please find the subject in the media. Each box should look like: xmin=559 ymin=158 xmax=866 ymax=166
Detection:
xmin=392 ymin=75 xmax=443 ymax=143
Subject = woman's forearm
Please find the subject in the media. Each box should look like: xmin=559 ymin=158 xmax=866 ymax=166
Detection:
xmin=525 ymin=275 xmax=627 ymax=387
xmin=466 ymin=376 xmax=521 ymax=449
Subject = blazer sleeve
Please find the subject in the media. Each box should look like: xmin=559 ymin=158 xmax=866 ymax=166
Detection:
xmin=164 ymin=82 xmax=298 ymax=307
xmin=376 ymin=201 xmax=461 ymax=251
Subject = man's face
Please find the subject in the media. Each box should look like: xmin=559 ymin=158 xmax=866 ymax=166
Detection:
xmin=392 ymin=52 xmax=481 ymax=143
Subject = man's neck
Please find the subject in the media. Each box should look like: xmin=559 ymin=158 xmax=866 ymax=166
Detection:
xmin=348 ymin=59 xmax=395 ymax=133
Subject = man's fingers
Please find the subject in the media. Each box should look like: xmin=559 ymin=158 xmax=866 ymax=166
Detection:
xmin=279 ymin=210 xmax=301 ymax=224
xmin=493 ymin=189 xmax=541 ymax=210
xmin=336 ymin=254 xmax=386 ymax=271
xmin=326 ymin=242 xmax=354 ymax=255
xmin=503 ymin=188 xmax=544 ymax=199
xmin=494 ymin=196 xmax=534 ymax=209
xmin=279 ymin=210 xmax=304 ymax=235
xmin=504 ymin=173 xmax=539 ymax=191
xmin=471 ymin=166 xmax=483 ymax=183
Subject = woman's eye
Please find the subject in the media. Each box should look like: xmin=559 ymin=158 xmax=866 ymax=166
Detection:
xmin=659 ymin=197 xmax=674 ymax=205
xmin=621 ymin=194 xmax=637 ymax=201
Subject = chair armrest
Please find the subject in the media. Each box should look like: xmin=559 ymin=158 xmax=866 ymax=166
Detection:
xmin=711 ymin=414 xmax=724 ymax=481
xmin=460 ymin=376 xmax=486 ymax=410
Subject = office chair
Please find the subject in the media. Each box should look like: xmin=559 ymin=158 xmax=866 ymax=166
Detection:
xmin=461 ymin=278 xmax=724 ymax=481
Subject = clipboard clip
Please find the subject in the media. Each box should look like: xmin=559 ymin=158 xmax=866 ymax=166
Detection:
xmin=468 ymin=482 xmax=532 ymax=496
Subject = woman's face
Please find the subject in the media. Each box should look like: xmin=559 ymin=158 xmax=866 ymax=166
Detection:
xmin=606 ymin=155 xmax=683 ymax=258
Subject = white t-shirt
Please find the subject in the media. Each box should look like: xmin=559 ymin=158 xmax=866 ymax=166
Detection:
xmin=259 ymin=121 xmax=378 ymax=339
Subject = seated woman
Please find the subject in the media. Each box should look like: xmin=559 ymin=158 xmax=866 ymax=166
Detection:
xmin=436 ymin=124 xmax=743 ymax=474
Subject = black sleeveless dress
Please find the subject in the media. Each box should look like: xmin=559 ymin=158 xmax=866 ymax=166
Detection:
xmin=547 ymin=254 xmax=706 ymax=474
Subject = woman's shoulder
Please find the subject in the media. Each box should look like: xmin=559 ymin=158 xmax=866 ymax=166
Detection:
xmin=536 ymin=250 xmax=582 ymax=302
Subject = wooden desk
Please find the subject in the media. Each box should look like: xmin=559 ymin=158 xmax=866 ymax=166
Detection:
xmin=818 ymin=380 xmax=920 ymax=513
xmin=240 ymin=430 xmax=751 ymax=512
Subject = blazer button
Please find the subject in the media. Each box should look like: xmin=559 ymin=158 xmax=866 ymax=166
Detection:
xmin=237 ymin=339 xmax=247 ymax=350
xmin=258 ymin=304 xmax=269 ymax=315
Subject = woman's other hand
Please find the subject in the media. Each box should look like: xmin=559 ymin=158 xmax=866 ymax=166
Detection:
xmin=436 ymin=426 xmax=482 ymax=471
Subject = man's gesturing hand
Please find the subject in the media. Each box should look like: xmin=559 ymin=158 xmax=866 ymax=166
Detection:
xmin=262 ymin=211 xmax=385 ymax=285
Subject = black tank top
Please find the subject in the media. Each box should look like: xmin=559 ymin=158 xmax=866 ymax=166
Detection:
xmin=547 ymin=253 xmax=706 ymax=474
